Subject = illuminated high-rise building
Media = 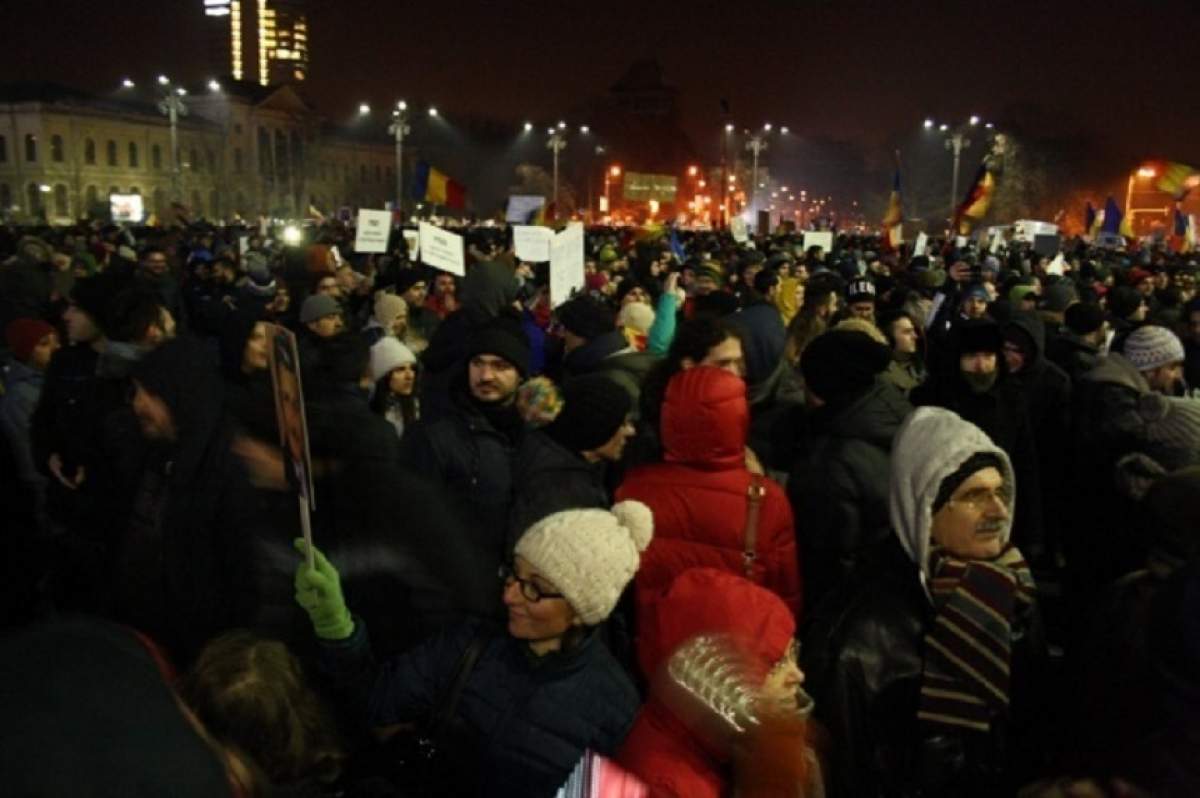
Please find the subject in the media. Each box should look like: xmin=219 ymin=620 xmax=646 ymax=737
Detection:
xmin=204 ymin=0 xmax=308 ymax=86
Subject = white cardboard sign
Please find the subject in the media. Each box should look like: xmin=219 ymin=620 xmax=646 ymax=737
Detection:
xmin=730 ymin=217 xmax=749 ymax=243
xmin=803 ymin=231 xmax=833 ymax=254
xmin=513 ymin=225 xmax=553 ymax=262
xmin=402 ymin=229 xmax=420 ymax=260
xmin=913 ymin=232 xmax=928 ymax=258
xmin=418 ymin=222 xmax=465 ymax=276
xmin=354 ymin=209 xmax=392 ymax=253
xmin=550 ymin=222 xmax=585 ymax=307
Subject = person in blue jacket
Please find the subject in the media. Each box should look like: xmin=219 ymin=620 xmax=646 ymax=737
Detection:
xmin=293 ymin=500 xmax=653 ymax=797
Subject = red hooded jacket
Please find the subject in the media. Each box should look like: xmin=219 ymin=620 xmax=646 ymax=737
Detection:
xmin=617 ymin=568 xmax=797 ymax=798
xmin=616 ymin=366 xmax=802 ymax=627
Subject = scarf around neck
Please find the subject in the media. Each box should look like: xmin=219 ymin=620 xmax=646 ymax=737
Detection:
xmin=917 ymin=544 xmax=1035 ymax=734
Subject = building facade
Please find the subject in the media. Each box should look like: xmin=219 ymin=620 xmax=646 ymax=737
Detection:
xmin=204 ymin=0 xmax=309 ymax=86
xmin=0 ymin=82 xmax=401 ymax=224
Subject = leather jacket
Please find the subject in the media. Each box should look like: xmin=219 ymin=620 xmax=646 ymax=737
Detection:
xmin=801 ymin=538 xmax=1049 ymax=797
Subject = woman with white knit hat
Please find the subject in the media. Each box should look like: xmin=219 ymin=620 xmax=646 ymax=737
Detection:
xmin=368 ymin=336 xmax=419 ymax=440
xmin=293 ymin=501 xmax=653 ymax=797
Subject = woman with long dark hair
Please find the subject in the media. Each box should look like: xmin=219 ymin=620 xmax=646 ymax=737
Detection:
xmin=368 ymin=337 xmax=419 ymax=440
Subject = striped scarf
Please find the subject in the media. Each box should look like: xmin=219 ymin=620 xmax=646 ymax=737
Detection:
xmin=917 ymin=545 xmax=1036 ymax=733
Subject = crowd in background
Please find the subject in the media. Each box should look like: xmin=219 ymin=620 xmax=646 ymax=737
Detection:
xmin=1 ymin=216 xmax=1198 ymax=797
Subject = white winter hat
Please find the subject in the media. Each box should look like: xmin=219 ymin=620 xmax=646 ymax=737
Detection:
xmin=514 ymin=501 xmax=653 ymax=625
xmin=617 ymin=301 xmax=655 ymax=334
xmin=369 ymin=337 xmax=416 ymax=383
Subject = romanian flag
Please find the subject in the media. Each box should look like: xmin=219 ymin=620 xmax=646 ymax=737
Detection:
xmin=881 ymin=168 xmax=903 ymax=250
xmin=1172 ymin=205 xmax=1194 ymax=253
xmin=1154 ymin=161 xmax=1199 ymax=200
xmin=953 ymin=165 xmax=995 ymax=235
xmin=412 ymin=161 xmax=467 ymax=210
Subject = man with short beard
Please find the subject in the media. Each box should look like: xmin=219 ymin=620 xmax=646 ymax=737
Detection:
xmin=911 ymin=319 xmax=1044 ymax=557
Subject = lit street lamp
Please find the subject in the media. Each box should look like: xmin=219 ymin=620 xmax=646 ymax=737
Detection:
xmin=156 ymin=76 xmax=188 ymax=202
xmin=927 ymin=116 xmax=993 ymax=220
xmin=547 ymin=130 xmax=568 ymax=220
xmin=604 ymin=164 xmax=621 ymax=216
xmin=389 ymin=101 xmax=411 ymax=216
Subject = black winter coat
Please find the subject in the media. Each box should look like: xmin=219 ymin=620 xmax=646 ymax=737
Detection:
xmin=802 ymin=538 xmax=1050 ymax=798
xmin=320 ymin=619 xmax=640 ymax=798
xmin=508 ymin=430 xmax=609 ymax=550
xmin=401 ymin=391 xmax=522 ymax=557
xmin=788 ymin=380 xmax=912 ymax=609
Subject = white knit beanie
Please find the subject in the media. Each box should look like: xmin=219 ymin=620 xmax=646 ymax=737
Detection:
xmin=370 ymin=337 xmax=416 ymax=383
xmin=617 ymin=302 xmax=655 ymax=334
xmin=514 ymin=501 xmax=654 ymax=625
xmin=374 ymin=293 xmax=408 ymax=328
xmin=1124 ymin=325 xmax=1185 ymax=372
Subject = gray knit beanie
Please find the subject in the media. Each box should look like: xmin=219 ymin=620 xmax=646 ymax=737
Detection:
xmin=1123 ymin=325 xmax=1185 ymax=372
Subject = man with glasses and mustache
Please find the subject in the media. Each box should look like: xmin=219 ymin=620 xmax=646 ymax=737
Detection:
xmin=802 ymin=407 xmax=1049 ymax=798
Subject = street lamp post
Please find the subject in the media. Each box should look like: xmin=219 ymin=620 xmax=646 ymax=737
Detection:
xmin=745 ymin=134 xmax=767 ymax=216
xmin=604 ymin=164 xmax=621 ymax=219
xmin=157 ymin=79 xmax=188 ymax=202
xmin=928 ymin=116 xmax=990 ymax=221
xmin=547 ymin=130 xmax=567 ymax=220
xmin=388 ymin=101 xmax=410 ymax=217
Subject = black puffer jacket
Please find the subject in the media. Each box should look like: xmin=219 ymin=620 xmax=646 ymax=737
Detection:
xmin=320 ymin=618 xmax=640 ymax=798
xmin=562 ymin=330 xmax=657 ymax=414
xmin=802 ymin=539 xmax=1049 ymax=798
xmin=402 ymin=386 xmax=522 ymax=556
xmin=788 ymin=380 xmax=912 ymax=609
xmin=508 ymin=429 xmax=609 ymax=550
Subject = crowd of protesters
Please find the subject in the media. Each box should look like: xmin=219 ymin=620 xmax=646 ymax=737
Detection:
xmin=1 ymin=215 xmax=1198 ymax=797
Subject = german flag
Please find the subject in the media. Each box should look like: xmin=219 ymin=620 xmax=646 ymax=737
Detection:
xmin=954 ymin=165 xmax=995 ymax=235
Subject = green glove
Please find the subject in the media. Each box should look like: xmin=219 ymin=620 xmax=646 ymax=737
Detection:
xmin=293 ymin=538 xmax=354 ymax=641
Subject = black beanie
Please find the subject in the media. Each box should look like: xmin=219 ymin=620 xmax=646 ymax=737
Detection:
xmin=1065 ymin=302 xmax=1105 ymax=336
xmin=1108 ymin=286 xmax=1143 ymax=320
xmin=395 ymin=268 xmax=428 ymax=294
xmin=467 ymin=313 xmax=531 ymax=377
xmin=953 ymin=318 xmax=1004 ymax=356
xmin=557 ymin=295 xmax=615 ymax=340
xmin=545 ymin=374 xmax=632 ymax=453
xmin=932 ymin=452 xmax=1006 ymax=513
xmin=70 ymin=273 xmax=118 ymax=328
xmin=800 ymin=330 xmax=891 ymax=405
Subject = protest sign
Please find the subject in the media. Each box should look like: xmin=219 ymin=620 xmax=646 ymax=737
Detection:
xmin=912 ymin=232 xmax=929 ymax=258
xmin=506 ymin=195 xmax=545 ymax=223
xmin=402 ymin=229 xmax=419 ymax=259
xmin=513 ymin=225 xmax=553 ymax=262
xmin=1033 ymin=234 xmax=1061 ymax=258
xmin=1045 ymin=252 xmax=1066 ymax=276
xmin=990 ymin=229 xmax=1005 ymax=254
xmin=354 ymin=208 xmax=392 ymax=253
xmin=550 ymin=222 xmax=585 ymax=307
xmin=954 ymin=235 xmax=969 ymax=248
xmin=803 ymin=231 xmax=833 ymax=254
xmin=730 ymin=217 xmax=749 ymax=243
xmin=268 ymin=326 xmax=316 ymax=566
xmin=419 ymin=222 xmax=465 ymax=276
xmin=238 ymin=235 xmax=249 ymax=256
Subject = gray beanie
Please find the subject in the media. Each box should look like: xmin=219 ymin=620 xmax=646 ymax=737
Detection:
xmin=300 ymin=294 xmax=341 ymax=324
xmin=1123 ymin=325 xmax=1185 ymax=372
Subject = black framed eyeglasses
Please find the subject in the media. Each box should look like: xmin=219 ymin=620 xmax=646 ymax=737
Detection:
xmin=499 ymin=563 xmax=564 ymax=602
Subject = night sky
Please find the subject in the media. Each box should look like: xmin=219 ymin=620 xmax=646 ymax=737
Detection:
xmin=2 ymin=0 xmax=1198 ymax=192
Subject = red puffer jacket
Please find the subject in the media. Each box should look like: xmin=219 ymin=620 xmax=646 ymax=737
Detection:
xmin=617 ymin=366 xmax=802 ymax=646
xmin=617 ymin=568 xmax=797 ymax=798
